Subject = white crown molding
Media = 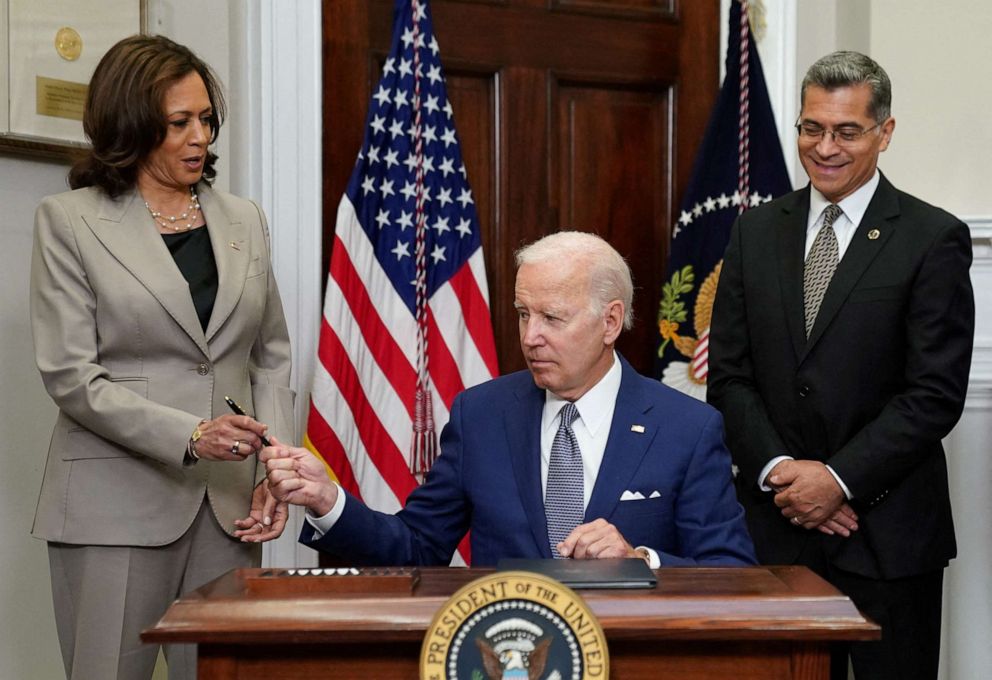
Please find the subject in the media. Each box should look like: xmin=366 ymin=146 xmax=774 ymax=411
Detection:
xmin=964 ymin=216 xmax=992 ymax=408
xmin=966 ymin=340 xmax=992 ymax=409
xmin=966 ymin=217 xmax=992 ymax=271
xmin=966 ymin=216 xmax=992 ymax=250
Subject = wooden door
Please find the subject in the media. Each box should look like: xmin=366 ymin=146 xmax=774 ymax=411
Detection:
xmin=323 ymin=0 xmax=720 ymax=376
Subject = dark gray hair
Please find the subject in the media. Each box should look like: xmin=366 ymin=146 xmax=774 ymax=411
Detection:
xmin=515 ymin=230 xmax=634 ymax=331
xmin=801 ymin=51 xmax=891 ymax=122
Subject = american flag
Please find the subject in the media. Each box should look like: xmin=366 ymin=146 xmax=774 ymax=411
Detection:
xmin=304 ymin=0 xmax=498 ymax=565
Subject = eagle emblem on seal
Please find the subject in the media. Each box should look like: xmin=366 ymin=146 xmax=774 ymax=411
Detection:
xmin=658 ymin=261 xmax=723 ymax=400
xmin=475 ymin=618 xmax=553 ymax=680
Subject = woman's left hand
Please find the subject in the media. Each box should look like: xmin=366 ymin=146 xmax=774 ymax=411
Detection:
xmin=193 ymin=413 xmax=268 ymax=461
xmin=233 ymin=480 xmax=288 ymax=542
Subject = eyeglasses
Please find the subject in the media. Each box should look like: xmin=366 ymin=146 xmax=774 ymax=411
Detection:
xmin=795 ymin=120 xmax=881 ymax=145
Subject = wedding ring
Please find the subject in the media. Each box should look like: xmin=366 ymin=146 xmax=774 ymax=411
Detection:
xmin=231 ymin=440 xmax=241 ymax=456
xmin=791 ymin=516 xmax=801 ymax=526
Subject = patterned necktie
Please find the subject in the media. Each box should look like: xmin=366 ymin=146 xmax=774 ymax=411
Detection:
xmin=546 ymin=402 xmax=584 ymax=558
xmin=803 ymin=203 xmax=843 ymax=337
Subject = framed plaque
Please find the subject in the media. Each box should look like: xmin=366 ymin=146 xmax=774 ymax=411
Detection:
xmin=0 ymin=0 xmax=145 ymax=160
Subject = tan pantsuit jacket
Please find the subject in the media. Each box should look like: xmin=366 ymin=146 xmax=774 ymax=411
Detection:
xmin=30 ymin=183 xmax=295 ymax=547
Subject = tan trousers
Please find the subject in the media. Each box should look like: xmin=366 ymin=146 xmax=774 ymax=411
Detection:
xmin=48 ymin=500 xmax=260 ymax=680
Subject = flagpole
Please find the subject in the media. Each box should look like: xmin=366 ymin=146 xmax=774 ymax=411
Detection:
xmin=737 ymin=0 xmax=750 ymax=215
xmin=410 ymin=0 xmax=439 ymax=480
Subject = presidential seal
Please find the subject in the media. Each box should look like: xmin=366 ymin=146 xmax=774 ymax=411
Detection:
xmin=421 ymin=571 xmax=608 ymax=680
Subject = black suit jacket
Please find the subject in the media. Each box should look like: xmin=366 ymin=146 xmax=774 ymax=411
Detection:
xmin=708 ymin=173 xmax=974 ymax=580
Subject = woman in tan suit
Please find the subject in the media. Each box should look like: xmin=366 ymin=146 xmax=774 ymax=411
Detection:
xmin=29 ymin=35 xmax=295 ymax=680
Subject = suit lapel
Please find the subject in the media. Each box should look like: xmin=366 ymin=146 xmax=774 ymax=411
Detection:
xmin=505 ymin=381 xmax=552 ymax=557
xmin=83 ymin=188 xmax=209 ymax=355
xmin=199 ymin=185 xmax=249 ymax=342
xmin=802 ymin=176 xmax=899 ymax=358
xmin=776 ymin=189 xmax=811 ymax=361
xmin=585 ymin=359 xmax=656 ymax=523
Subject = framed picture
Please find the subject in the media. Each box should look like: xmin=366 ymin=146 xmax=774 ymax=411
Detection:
xmin=0 ymin=0 xmax=145 ymax=161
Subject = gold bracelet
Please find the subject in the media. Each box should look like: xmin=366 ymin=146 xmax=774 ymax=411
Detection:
xmin=188 ymin=419 xmax=207 ymax=460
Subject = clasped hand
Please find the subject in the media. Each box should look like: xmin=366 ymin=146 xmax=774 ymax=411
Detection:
xmin=768 ymin=459 xmax=858 ymax=536
xmin=233 ymin=479 xmax=288 ymax=543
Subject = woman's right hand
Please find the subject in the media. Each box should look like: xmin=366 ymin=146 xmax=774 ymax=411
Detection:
xmin=191 ymin=414 xmax=269 ymax=462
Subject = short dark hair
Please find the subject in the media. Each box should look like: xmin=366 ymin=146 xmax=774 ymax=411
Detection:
xmin=68 ymin=34 xmax=226 ymax=197
xmin=801 ymin=51 xmax=891 ymax=122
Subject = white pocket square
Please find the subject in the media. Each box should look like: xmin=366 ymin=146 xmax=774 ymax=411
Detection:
xmin=649 ymin=490 xmax=661 ymax=499
xmin=620 ymin=490 xmax=645 ymax=501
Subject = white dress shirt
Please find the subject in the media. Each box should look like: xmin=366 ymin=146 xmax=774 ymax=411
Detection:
xmin=803 ymin=170 xmax=880 ymax=261
xmin=540 ymin=351 xmax=621 ymax=508
xmin=757 ymin=172 xmax=882 ymax=499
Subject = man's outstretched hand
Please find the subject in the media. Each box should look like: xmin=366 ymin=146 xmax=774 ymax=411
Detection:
xmin=260 ymin=436 xmax=338 ymax=517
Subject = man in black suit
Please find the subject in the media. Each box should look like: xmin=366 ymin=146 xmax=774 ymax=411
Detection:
xmin=708 ymin=51 xmax=974 ymax=680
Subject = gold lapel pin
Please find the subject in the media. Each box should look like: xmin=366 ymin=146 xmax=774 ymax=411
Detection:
xmin=229 ymin=241 xmax=241 ymax=250
xmin=868 ymin=229 xmax=880 ymax=240
xmin=631 ymin=425 xmax=645 ymax=434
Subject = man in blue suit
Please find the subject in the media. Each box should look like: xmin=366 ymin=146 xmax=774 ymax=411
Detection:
xmin=262 ymin=231 xmax=755 ymax=567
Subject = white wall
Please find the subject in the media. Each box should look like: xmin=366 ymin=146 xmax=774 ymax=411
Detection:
xmin=869 ymin=0 xmax=991 ymax=218
xmin=0 ymin=155 xmax=72 ymax=680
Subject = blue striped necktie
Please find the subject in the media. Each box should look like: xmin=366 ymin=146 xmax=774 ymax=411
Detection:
xmin=546 ymin=402 xmax=584 ymax=558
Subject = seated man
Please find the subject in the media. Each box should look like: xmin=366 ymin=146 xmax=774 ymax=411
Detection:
xmin=262 ymin=231 xmax=755 ymax=567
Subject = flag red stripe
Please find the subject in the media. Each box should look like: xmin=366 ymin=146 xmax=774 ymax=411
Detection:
xmin=330 ymin=235 xmax=416 ymax=417
xmin=318 ymin=322 xmax=419 ymax=503
xmin=448 ymin=261 xmax=499 ymax=376
xmin=306 ymin=399 xmax=362 ymax=501
xmin=426 ymin=307 xmax=464 ymax=410
xmin=456 ymin=532 xmax=472 ymax=566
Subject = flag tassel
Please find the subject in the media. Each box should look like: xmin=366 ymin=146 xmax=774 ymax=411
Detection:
xmin=412 ymin=384 xmax=438 ymax=478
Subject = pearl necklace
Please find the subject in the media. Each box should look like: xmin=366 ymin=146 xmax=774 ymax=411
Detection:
xmin=145 ymin=186 xmax=201 ymax=232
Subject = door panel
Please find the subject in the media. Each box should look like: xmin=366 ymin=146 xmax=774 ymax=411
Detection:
xmin=556 ymin=84 xmax=671 ymax=363
xmin=323 ymin=0 xmax=719 ymax=375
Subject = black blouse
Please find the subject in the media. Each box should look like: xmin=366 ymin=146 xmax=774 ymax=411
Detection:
xmin=162 ymin=226 xmax=218 ymax=332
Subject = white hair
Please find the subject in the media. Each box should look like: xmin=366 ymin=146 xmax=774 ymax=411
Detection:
xmin=514 ymin=230 xmax=634 ymax=330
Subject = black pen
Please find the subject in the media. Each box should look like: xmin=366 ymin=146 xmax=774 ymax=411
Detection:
xmin=224 ymin=396 xmax=272 ymax=447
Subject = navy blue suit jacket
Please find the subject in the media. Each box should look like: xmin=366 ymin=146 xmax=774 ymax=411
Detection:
xmin=302 ymin=356 xmax=756 ymax=566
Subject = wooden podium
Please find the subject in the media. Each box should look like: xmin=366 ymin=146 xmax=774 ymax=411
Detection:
xmin=143 ymin=566 xmax=878 ymax=679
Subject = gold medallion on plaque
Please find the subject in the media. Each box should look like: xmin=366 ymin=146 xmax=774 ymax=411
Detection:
xmin=54 ymin=27 xmax=83 ymax=61
xmin=421 ymin=570 xmax=609 ymax=680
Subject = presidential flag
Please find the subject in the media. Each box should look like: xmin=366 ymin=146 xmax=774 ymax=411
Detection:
xmin=655 ymin=0 xmax=791 ymax=398
xmin=305 ymin=0 xmax=498 ymax=564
